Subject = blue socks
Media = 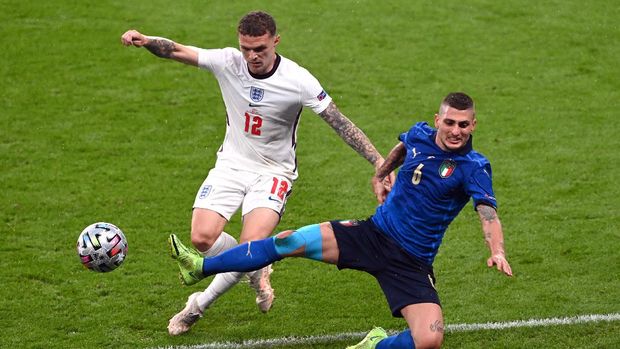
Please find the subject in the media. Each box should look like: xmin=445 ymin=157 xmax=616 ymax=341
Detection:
xmin=376 ymin=329 xmax=415 ymax=348
xmin=201 ymin=238 xmax=282 ymax=276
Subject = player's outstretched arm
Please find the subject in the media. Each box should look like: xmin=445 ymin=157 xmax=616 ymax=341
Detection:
xmin=120 ymin=29 xmax=199 ymax=66
xmin=318 ymin=102 xmax=382 ymax=165
xmin=318 ymin=102 xmax=393 ymax=176
xmin=477 ymin=204 xmax=513 ymax=276
xmin=372 ymin=142 xmax=405 ymax=203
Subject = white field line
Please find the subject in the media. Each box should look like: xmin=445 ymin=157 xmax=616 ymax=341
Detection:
xmin=156 ymin=312 xmax=620 ymax=349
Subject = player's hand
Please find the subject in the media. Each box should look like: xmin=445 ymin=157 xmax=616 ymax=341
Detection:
xmin=382 ymin=171 xmax=396 ymax=191
xmin=121 ymin=30 xmax=149 ymax=47
xmin=372 ymin=176 xmax=389 ymax=204
xmin=487 ymin=254 xmax=513 ymax=276
xmin=373 ymin=158 xmax=395 ymax=197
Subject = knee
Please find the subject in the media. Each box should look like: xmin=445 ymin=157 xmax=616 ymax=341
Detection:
xmin=190 ymin=228 xmax=219 ymax=252
xmin=273 ymin=230 xmax=305 ymax=256
xmin=414 ymin=332 xmax=443 ymax=349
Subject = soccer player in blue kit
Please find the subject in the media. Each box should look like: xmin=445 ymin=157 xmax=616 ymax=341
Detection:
xmin=169 ymin=92 xmax=513 ymax=348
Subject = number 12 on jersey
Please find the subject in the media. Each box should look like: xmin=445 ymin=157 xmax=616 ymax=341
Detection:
xmin=244 ymin=112 xmax=263 ymax=135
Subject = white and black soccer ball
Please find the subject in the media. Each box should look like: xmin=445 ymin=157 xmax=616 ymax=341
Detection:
xmin=77 ymin=222 xmax=128 ymax=272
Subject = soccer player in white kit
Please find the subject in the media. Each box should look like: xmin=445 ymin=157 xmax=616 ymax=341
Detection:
xmin=121 ymin=11 xmax=392 ymax=336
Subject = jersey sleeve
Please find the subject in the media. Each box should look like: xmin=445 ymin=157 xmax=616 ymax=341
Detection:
xmin=398 ymin=131 xmax=410 ymax=148
xmin=197 ymin=47 xmax=235 ymax=74
xmin=398 ymin=122 xmax=430 ymax=146
xmin=299 ymin=68 xmax=332 ymax=114
xmin=466 ymin=163 xmax=498 ymax=210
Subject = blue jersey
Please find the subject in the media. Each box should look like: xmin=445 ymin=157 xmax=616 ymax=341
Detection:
xmin=372 ymin=122 xmax=497 ymax=266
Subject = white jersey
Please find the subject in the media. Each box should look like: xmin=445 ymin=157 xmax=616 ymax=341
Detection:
xmin=197 ymin=48 xmax=332 ymax=180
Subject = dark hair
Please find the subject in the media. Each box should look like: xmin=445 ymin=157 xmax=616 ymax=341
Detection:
xmin=237 ymin=11 xmax=277 ymax=37
xmin=442 ymin=92 xmax=474 ymax=111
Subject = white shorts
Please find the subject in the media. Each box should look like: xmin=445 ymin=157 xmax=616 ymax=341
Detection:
xmin=193 ymin=167 xmax=293 ymax=221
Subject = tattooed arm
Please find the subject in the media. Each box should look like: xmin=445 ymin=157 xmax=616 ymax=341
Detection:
xmin=318 ymin=102 xmax=395 ymax=199
xmin=375 ymin=142 xmax=406 ymax=179
xmin=318 ymin=101 xmax=384 ymax=167
xmin=121 ymin=30 xmax=199 ymax=66
xmin=372 ymin=142 xmax=406 ymax=203
xmin=477 ymin=204 xmax=513 ymax=276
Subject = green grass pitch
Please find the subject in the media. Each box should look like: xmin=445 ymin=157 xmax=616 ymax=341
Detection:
xmin=1 ymin=0 xmax=618 ymax=348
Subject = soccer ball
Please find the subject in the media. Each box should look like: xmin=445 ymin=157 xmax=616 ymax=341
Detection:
xmin=77 ymin=222 xmax=128 ymax=272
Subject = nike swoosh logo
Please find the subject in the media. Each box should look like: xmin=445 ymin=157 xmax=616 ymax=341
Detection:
xmin=268 ymin=196 xmax=281 ymax=202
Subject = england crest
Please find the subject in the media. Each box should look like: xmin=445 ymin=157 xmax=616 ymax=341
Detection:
xmin=250 ymin=86 xmax=264 ymax=102
xmin=198 ymin=185 xmax=212 ymax=199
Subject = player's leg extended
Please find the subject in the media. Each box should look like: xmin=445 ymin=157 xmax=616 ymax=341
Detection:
xmin=169 ymin=222 xmax=339 ymax=280
xmin=207 ymin=221 xmax=339 ymax=272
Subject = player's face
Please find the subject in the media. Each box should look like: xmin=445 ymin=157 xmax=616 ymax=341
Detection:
xmin=434 ymin=106 xmax=476 ymax=152
xmin=239 ymin=33 xmax=280 ymax=75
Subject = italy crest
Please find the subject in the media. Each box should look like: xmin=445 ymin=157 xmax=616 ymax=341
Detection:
xmin=438 ymin=159 xmax=456 ymax=178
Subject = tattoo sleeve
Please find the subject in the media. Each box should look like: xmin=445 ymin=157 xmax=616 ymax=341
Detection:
xmin=144 ymin=37 xmax=175 ymax=58
xmin=375 ymin=142 xmax=405 ymax=179
xmin=318 ymin=102 xmax=381 ymax=166
xmin=478 ymin=205 xmax=498 ymax=223
xmin=478 ymin=204 xmax=505 ymax=255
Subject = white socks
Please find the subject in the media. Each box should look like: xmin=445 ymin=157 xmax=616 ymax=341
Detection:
xmin=195 ymin=232 xmax=258 ymax=311
xmin=198 ymin=231 xmax=238 ymax=258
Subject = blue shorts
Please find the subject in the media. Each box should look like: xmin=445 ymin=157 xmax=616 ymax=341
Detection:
xmin=331 ymin=219 xmax=440 ymax=317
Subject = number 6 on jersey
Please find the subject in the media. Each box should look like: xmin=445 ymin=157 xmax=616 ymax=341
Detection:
xmin=412 ymin=163 xmax=424 ymax=185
